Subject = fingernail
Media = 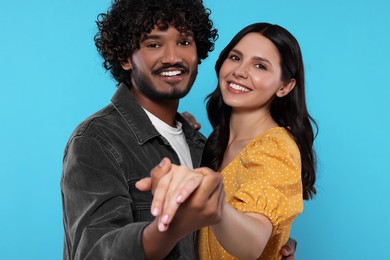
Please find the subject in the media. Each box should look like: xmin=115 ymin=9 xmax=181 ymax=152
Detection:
xmin=159 ymin=159 xmax=166 ymax=167
xmin=176 ymin=194 xmax=183 ymax=203
xmin=161 ymin=214 xmax=169 ymax=224
xmin=158 ymin=222 xmax=164 ymax=231
xmin=158 ymin=222 xmax=166 ymax=232
xmin=152 ymin=207 xmax=159 ymax=216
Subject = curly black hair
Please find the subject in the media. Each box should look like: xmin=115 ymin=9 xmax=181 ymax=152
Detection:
xmin=94 ymin=0 xmax=218 ymax=86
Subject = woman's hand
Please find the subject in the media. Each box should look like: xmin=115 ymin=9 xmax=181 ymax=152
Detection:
xmin=181 ymin=111 xmax=201 ymax=130
xmin=136 ymin=158 xmax=205 ymax=231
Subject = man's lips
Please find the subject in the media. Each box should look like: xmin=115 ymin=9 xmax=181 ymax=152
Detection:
xmin=159 ymin=70 xmax=182 ymax=77
xmin=153 ymin=64 xmax=189 ymax=76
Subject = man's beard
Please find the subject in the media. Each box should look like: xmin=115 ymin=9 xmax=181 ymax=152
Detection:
xmin=130 ymin=62 xmax=198 ymax=100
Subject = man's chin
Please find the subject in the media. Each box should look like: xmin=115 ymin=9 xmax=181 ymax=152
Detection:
xmin=159 ymin=89 xmax=191 ymax=100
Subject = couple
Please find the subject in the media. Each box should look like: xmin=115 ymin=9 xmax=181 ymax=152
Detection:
xmin=61 ymin=0 xmax=317 ymax=259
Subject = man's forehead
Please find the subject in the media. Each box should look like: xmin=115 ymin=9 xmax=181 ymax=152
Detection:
xmin=141 ymin=25 xmax=194 ymax=41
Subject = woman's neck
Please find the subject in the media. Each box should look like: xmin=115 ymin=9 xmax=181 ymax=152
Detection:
xmin=220 ymin=109 xmax=278 ymax=171
xmin=229 ymin=109 xmax=277 ymax=141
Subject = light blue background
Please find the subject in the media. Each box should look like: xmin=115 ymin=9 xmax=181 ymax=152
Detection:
xmin=1 ymin=0 xmax=389 ymax=259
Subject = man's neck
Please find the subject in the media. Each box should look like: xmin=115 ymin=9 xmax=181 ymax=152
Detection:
xmin=130 ymin=87 xmax=179 ymax=127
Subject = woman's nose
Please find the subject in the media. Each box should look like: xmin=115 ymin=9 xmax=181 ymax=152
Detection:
xmin=232 ymin=63 xmax=248 ymax=79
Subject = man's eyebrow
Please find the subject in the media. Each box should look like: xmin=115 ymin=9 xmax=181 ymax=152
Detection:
xmin=141 ymin=34 xmax=160 ymax=42
xmin=140 ymin=30 xmax=194 ymax=42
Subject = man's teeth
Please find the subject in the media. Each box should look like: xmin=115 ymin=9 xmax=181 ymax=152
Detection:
xmin=160 ymin=71 xmax=182 ymax=76
xmin=229 ymin=83 xmax=249 ymax=92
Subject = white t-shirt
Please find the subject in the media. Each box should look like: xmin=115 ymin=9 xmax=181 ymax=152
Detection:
xmin=143 ymin=109 xmax=193 ymax=169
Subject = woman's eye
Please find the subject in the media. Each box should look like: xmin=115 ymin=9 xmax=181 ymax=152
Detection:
xmin=229 ymin=55 xmax=240 ymax=61
xmin=255 ymin=64 xmax=266 ymax=70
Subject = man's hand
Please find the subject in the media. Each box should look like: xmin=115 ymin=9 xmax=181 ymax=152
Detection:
xmin=167 ymin=170 xmax=225 ymax=236
xmin=135 ymin=157 xmax=172 ymax=194
xmin=136 ymin=158 xmax=211 ymax=231
xmin=156 ymin=165 xmax=225 ymax=232
xmin=139 ymin=159 xmax=224 ymax=259
xmin=152 ymin=164 xmax=205 ymax=231
xmin=137 ymin=158 xmax=225 ymax=232
xmin=280 ymin=237 xmax=297 ymax=260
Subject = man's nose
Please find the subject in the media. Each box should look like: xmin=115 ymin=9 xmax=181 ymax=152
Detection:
xmin=161 ymin=43 xmax=183 ymax=64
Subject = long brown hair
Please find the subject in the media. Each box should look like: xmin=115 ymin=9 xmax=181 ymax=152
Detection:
xmin=202 ymin=23 xmax=318 ymax=200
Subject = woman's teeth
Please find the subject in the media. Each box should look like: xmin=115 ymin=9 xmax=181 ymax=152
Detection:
xmin=229 ymin=82 xmax=249 ymax=92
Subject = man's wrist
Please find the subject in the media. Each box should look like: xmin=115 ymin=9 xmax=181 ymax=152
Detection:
xmin=142 ymin=219 xmax=181 ymax=259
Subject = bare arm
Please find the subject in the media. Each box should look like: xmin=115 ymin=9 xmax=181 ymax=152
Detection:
xmin=196 ymin=167 xmax=272 ymax=259
xmin=144 ymin=165 xmax=272 ymax=259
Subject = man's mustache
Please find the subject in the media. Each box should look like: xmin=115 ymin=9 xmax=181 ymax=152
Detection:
xmin=152 ymin=64 xmax=189 ymax=75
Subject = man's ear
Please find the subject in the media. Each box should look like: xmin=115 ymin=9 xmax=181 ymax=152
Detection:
xmin=121 ymin=58 xmax=132 ymax=71
xmin=276 ymin=79 xmax=296 ymax=98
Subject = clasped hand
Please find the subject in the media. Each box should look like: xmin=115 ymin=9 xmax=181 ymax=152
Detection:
xmin=136 ymin=158 xmax=225 ymax=232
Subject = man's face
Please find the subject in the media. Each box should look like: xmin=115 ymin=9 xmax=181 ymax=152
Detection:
xmin=122 ymin=26 xmax=198 ymax=100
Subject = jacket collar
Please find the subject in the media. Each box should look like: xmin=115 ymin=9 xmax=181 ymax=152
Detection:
xmin=111 ymin=83 xmax=205 ymax=147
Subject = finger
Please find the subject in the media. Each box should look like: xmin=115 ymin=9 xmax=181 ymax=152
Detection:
xmin=209 ymin=181 xmax=225 ymax=209
xmin=288 ymin=237 xmax=297 ymax=251
xmin=159 ymin=173 xmax=204 ymax=227
xmin=214 ymin=182 xmax=225 ymax=220
xmin=175 ymin=174 xmax=204 ymax=203
xmin=192 ymin=181 xmax=224 ymax=226
xmin=135 ymin=177 xmax=152 ymax=191
xmin=182 ymin=111 xmax=201 ymax=130
xmin=150 ymin=158 xmax=172 ymax=193
xmin=280 ymin=243 xmax=294 ymax=257
xmin=193 ymin=167 xmax=216 ymax=176
xmin=151 ymin=172 xmax=172 ymax=217
xmin=182 ymin=111 xmax=194 ymax=125
xmin=191 ymin=172 xmax=222 ymax=202
xmin=182 ymin=111 xmax=195 ymax=121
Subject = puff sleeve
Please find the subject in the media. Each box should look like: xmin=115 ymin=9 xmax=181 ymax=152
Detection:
xmin=228 ymin=132 xmax=303 ymax=231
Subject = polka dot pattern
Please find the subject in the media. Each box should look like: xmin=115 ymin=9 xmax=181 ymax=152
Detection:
xmin=199 ymin=127 xmax=303 ymax=260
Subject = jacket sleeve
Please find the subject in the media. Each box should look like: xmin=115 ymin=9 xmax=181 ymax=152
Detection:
xmin=61 ymin=134 xmax=148 ymax=260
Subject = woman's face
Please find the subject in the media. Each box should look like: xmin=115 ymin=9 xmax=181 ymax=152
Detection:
xmin=219 ymin=32 xmax=288 ymax=111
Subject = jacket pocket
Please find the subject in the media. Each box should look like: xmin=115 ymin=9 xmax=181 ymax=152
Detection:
xmin=128 ymin=179 xmax=154 ymax=222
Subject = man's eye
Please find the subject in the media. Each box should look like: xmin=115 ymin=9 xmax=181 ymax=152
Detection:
xmin=145 ymin=43 xmax=160 ymax=48
xmin=178 ymin=40 xmax=192 ymax=46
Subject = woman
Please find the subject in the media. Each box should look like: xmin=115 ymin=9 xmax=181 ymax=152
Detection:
xmin=139 ymin=22 xmax=317 ymax=259
xmin=197 ymin=22 xmax=317 ymax=259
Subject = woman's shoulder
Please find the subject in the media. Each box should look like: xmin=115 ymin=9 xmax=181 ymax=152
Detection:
xmin=252 ymin=127 xmax=297 ymax=149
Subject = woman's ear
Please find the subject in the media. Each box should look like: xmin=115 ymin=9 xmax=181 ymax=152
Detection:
xmin=121 ymin=58 xmax=132 ymax=71
xmin=276 ymin=79 xmax=296 ymax=97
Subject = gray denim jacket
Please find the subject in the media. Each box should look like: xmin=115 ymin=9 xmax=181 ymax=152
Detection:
xmin=61 ymin=84 xmax=206 ymax=260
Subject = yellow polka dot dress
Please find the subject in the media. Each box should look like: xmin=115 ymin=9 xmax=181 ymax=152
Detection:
xmin=199 ymin=127 xmax=303 ymax=260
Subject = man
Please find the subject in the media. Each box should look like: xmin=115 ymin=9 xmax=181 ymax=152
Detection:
xmin=61 ymin=0 xmax=296 ymax=259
